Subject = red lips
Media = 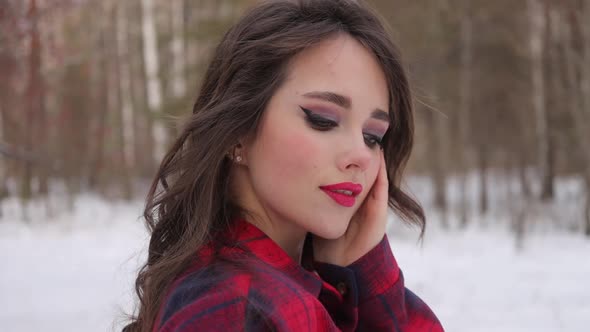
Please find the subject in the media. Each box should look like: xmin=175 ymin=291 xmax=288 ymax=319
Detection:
xmin=319 ymin=182 xmax=363 ymax=207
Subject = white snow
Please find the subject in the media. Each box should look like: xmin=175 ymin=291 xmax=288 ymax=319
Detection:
xmin=0 ymin=195 xmax=148 ymax=332
xmin=1 ymin=186 xmax=589 ymax=331
xmin=390 ymin=220 xmax=590 ymax=332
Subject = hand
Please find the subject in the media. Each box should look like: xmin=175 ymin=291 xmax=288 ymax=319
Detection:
xmin=313 ymin=150 xmax=389 ymax=266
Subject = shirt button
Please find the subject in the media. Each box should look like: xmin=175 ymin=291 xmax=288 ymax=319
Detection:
xmin=336 ymin=282 xmax=348 ymax=296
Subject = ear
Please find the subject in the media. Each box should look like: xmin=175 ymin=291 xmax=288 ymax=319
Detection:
xmin=229 ymin=141 xmax=248 ymax=165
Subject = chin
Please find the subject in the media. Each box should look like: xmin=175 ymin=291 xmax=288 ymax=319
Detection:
xmin=310 ymin=220 xmax=349 ymax=240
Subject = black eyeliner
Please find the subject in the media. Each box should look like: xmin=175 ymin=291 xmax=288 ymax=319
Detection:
xmin=300 ymin=106 xmax=383 ymax=149
xmin=300 ymin=107 xmax=338 ymax=129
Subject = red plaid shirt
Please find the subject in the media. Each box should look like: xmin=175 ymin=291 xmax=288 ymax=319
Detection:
xmin=154 ymin=219 xmax=444 ymax=331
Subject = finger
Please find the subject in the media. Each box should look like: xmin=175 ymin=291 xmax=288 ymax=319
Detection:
xmin=356 ymin=151 xmax=388 ymax=246
xmin=372 ymin=150 xmax=389 ymax=202
xmin=352 ymin=152 xmax=387 ymax=222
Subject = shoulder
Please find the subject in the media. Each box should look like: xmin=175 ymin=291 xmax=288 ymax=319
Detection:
xmin=155 ymin=261 xmax=248 ymax=331
xmin=403 ymin=287 xmax=444 ymax=331
xmin=156 ymin=258 xmax=328 ymax=332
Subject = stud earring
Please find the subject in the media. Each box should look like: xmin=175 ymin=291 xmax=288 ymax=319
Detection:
xmin=235 ymin=155 xmax=243 ymax=163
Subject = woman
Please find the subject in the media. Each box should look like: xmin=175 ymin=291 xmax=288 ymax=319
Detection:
xmin=125 ymin=0 xmax=444 ymax=331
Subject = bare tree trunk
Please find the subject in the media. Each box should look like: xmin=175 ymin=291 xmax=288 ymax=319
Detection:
xmin=132 ymin=49 xmax=155 ymax=180
xmin=478 ymin=145 xmax=488 ymax=216
xmin=36 ymin=53 xmax=48 ymax=200
xmin=529 ymin=0 xmax=554 ymax=201
xmin=585 ymin=177 xmax=590 ymax=237
xmin=0 ymin=104 xmax=5 ymax=218
xmin=545 ymin=4 xmax=567 ymax=205
xmin=166 ymin=0 xmax=187 ymax=140
xmin=541 ymin=2 xmax=556 ymax=201
xmin=184 ymin=0 xmax=201 ymax=96
xmin=88 ymin=6 xmax=109 ymax=195
xmin=170 ymin=0 xmax=187 ymax=100
xmin=124 ymin=0 xmax=154 ymax=180
xmin=511 ymin=164 xmax=526 ymax=251
xmin=0 ymin=1 xmax=21 ymax=219
xmin=427 ymin=109 xmax=448 ymax=228
xmin=24 ymin=0 xmax=42 ymax=200
xmin=458 ymin=10 xmax=473 ymax=228
xmin=141 ymin=0 xmax=166 ymax=167
xmin=116 ymin=1 xmax=135 ymax=200
xmin=22 ymin=0 xmax=44 ymax=220
xmin=37 ymin=0 xmax=51 ymax=218
xmin=426 ymin=1 xmax=449 ymax=228
xmin=0 ymin=0 xmax=7 ymax=220
xmin=518 ymin=152 xmax=532 ymax=198
xmin=579 ymin=1 xmax=590 ymax=236
xmin=561 ymin=1 xmax=590 ymax=236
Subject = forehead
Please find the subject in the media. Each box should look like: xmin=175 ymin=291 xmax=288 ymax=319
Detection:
xmin=283 ymin=34 xmax=389 ymax=112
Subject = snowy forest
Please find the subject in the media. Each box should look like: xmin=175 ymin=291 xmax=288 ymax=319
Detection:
xmin=1 ymin=0 xmax=589 ymax=331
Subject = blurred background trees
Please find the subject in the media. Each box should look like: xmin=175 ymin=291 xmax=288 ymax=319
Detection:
xmin=1 ymin=0 xmax=589 ymax=238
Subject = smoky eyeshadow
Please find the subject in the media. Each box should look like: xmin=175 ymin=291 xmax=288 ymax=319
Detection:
xmin=299 ymin=106 xmax=340 ymax=123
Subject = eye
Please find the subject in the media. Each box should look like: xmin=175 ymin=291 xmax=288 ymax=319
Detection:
xmin=363 ymin=133 xmax=383 ymax=149
xmin=300 ymin=107 xmax=338 ymax=131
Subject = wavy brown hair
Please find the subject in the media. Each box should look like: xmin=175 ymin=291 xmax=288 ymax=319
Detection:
xmin=124 ymin=0 xmax=425 ymax=331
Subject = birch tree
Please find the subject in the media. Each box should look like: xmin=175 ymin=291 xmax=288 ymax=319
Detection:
xmin=170 ymin=0 xmax=187 ymax=100
xmin=141 ymin=0 xmax=166 ymax=166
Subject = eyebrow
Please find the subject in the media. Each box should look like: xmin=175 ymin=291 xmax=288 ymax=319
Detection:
xmin=302 ymin=91 xmax=390 ymax=122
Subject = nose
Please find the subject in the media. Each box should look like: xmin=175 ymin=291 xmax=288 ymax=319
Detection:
xmin=336 ymin=133 xmax=372 ymax=173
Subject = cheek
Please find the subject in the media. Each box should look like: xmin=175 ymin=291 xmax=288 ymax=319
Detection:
xmin=264 ymin=127 xmax=321 ymax=179
xmin=248 ymin=107 xmax=327 ymax=199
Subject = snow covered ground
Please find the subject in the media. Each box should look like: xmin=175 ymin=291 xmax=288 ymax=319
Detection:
xmin=390 ymin=221 xmax=590 ymax=332
xmin=1 ymin=192 xmax=589 ymax=332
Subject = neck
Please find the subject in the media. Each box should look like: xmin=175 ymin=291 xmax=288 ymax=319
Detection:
xmin=247 ymin=215 xmax=308 ymax=264
xmin=230 ymin=167 xmax=308 ymax=264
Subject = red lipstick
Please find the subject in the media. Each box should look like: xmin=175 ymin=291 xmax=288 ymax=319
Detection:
xmin=319 ymin=182 xmax=363 ymax=207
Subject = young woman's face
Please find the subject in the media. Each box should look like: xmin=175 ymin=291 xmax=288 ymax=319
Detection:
xmin=241 ymin=34 xmax=390 ymax=239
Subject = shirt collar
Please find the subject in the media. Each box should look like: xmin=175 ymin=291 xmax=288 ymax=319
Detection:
xmin=227 ymin=218 xmax=323 ymax=297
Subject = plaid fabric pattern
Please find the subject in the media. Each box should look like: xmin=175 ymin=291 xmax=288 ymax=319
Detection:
xmin=154 ymin=219 xmax=443 ymax=331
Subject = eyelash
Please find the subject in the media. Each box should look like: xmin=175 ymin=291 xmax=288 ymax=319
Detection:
xmin=364 ymin=133 xmax=383 ymax=149
xmin=300 ymin=107 xmax=384 ymax=149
